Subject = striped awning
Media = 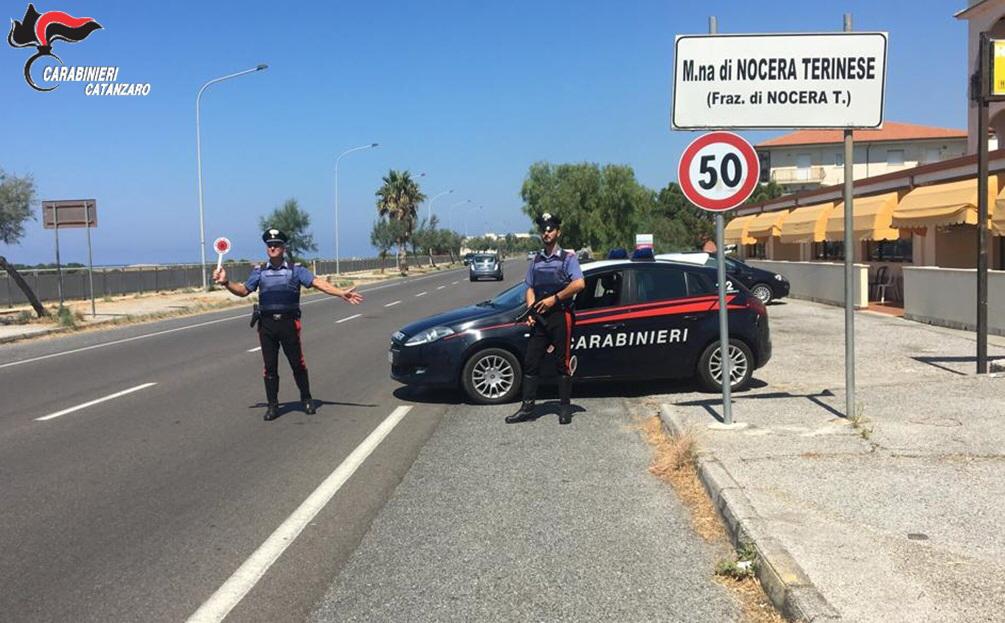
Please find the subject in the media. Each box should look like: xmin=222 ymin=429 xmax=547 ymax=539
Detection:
xmin=724 ymin=214 xmax=756 ymax=245
xmin=892 ymin=177 xmax=997 ymax=230
xmin=779 ymin=202 xmax=835 ymax=244
xmin=825 ymin=192 xmax=900 ymax=242
xmin=745 ymin=210 xmax=790 ymax=239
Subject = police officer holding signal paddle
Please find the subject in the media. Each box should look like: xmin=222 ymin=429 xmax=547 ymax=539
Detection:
xmin=507 ymin=213 xmax=586 ymax=425
xmin=214 ymin=228 xmax=363 ymax=421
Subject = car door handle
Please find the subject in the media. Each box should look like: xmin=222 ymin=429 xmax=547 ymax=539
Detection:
xmin=602 ymin=323 xmax=625 ymax=330
xmin=682 ymin=314 xmax=703 ymax=321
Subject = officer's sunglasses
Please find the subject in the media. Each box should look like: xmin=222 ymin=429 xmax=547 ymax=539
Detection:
xmin=266 ymin=242 xmax=285 ymax=249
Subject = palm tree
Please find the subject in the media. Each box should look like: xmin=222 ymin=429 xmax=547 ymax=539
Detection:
xmin=375 ymin=170 xmax=426 ymax=274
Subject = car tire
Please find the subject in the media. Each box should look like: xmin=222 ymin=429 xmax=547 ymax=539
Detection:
xmin=696 ymin=339 xmax=754 ymax=393
xmin=469 ymin=276 xmax=476 ymax=282
xmin=462 ymin=348 xmax=522 ymax=404
xmin=751 ymin=283 xmax=773 ymax=305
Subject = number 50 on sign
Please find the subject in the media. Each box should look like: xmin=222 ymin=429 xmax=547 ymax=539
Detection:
xmin=678 ymin=132 xmax=760 ymax=212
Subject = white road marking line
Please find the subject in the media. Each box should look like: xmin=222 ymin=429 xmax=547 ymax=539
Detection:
xmin=186 ymin=405 xmax=413 ymax=623
xmin=451 ymin=281 xmax=459 ymax=285
xmin=35 ymin=383 xmax=158 ymax=422
xmin=384 ymin=300 xmax=401 ymax=308
xmin=335 ymin=313 xmax=361 ymax=324
xmin=1 ymin=267 xmax=470 ymax=370
xmin=247 ymin=346 xmax=261 ymax=352
xmin=437 ymin=285 xmax=446 ymax=290
xmin=415 ymin=291 xmax=427 ymax=297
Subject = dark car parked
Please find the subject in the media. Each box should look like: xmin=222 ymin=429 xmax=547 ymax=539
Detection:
xmin=712 ymin=256 xmax=789 ymax=304
xmin=390 ymin=258 xmax=772 ymax=404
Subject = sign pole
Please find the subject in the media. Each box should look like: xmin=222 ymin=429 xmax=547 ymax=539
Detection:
xmin=843 ymin=13 xmax=856 ymax=418
xmin=53 ymin=205 xmax=64 ymax=307
xmin=977 ymin=33 xmax=990 ymax=374
xmin=708 ymin=14 xmax=733 ymax=425
xmin=85 ymin=202 xmax=96 ymax=318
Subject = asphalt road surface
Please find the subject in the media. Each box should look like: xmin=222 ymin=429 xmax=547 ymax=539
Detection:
xmin=1 ymin=259 xmax=742 ymax=622
xmin=0 ymin=263 xmax=522 ymax=623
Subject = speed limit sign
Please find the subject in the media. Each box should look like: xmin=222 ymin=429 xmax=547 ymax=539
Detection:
xmin=678 ymin=131 xmax=760 ymax=212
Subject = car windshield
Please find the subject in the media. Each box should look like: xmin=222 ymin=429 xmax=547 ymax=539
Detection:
xmin=486 ymin=282 xmax=528 ymax=308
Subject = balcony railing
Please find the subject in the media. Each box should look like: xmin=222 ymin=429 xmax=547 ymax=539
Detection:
xmin=770 ymin=166 xmax=828 ymax=184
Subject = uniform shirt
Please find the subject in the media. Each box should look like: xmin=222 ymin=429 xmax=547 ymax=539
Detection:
xmin=525 ymin=246 xmax=583 ymax=307
xmin=245 ymin=260 xmax=314 ymax=312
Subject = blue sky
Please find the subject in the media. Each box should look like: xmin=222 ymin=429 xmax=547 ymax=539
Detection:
xmin=1 ymin=0 xmax=968 ymax=266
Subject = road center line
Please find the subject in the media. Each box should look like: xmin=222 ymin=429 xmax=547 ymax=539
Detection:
xmin=36 ymin=382 xmax=158 ymax=422
xmin=437 ymin=285 xmax=446 ymax=290
xmin=452 ymin=281 xmax=459 ymax=285
xmin=335 ymin=313 xmax=362 ymax=324
xmin=247 ymin=346 xmax=261 ymax=352
xmin=415 ymin=291 xmax=427 ymax=297
xmin=384 ymin=300 xmax=401 ymax=308
xmin=186 ymin=405 xmax=413 ymax=623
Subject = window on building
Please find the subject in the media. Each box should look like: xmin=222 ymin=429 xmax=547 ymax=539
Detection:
xmin=887 ymin=149 xmax=905 ymax=166
xmin=834 ymin=152 xmax=844 ymax=167
xmin=866 ymin=239 xmax=913 ymax=262
xmin=923 ymin=147 xmax=941 ymax=164
xmin=745 ymin=242 xmax=766 ymax=259
xmin=813 ymin=241 xmax=844 ymax=260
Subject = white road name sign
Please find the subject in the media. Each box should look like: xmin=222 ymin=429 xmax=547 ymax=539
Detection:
xmin=672 ymin=32 xmax=888 ymax=129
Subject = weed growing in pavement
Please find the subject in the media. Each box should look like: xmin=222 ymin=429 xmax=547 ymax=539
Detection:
xmin=716 ymin=542 xmax=759 ymax=580
xmin=56 ymin=305 xmax=77 ymax=328
xmin=849 ymin=402 xmax=873 ymax=440
xmin=102 ymin=294 xmax=114 ymax=303
xmin=15 ymin=310 xmax=32 ymax=324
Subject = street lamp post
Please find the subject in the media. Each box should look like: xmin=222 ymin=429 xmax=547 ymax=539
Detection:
xmin=449 ymin=199 xmax=470 ymax=232
xmin=335 ymin=143 xmax=379 ymax=276
xmin=195 ymin=64 xmax=268 ymax=291
xmin=426 ymin=189 xmax=454 ymax=223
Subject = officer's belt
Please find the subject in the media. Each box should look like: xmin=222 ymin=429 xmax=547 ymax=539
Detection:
xmin=261 ymin=310 xmax=301 ymax=320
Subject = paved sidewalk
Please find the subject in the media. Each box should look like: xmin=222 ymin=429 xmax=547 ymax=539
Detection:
xmin=662 ymin=300 xmax=1005 ymax=623
xmin=311 ymin=398 xmax=745 ymax=623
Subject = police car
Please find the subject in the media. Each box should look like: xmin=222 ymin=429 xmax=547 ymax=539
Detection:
xmin=389 ymin=256 xmax=771 ymax=404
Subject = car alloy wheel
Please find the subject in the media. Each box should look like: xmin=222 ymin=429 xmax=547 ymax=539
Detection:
xmin=462 ymin=348 xmax=521 ymax=404
xmin=751 ymin=283 xmax=773 ymax=304
xmin=697 ymin=339 xmax=753 ymax=392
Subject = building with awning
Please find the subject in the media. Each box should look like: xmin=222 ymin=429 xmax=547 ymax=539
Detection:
xmin=779 ymin=202 xmax=835 ymax=244
xmin=825 ymin=192 xmax=901 ymax=242
xmin=745 ymin=210 xmax=790 ymax=239
xmin=891 ymin=176 xmax=998 ymax=229
xmin=724 ymin=214 xmax=756 ymax=246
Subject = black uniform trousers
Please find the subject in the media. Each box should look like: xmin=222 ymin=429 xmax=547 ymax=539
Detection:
xmin=258 ymin=314 xmax=311 ymax=405
xmin=524 ymin=308 xmax=574 ymax=377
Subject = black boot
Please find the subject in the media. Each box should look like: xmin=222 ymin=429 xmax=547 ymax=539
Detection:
xmin=302 ymin=398 xmax=316 ymax=415
xmin=506 ymin=375 xmax=538 ymax=423
xmin=264 ymin=375 xmax=280 ymax=421
xmin=558 ymin=375 xmax=573 ymax=425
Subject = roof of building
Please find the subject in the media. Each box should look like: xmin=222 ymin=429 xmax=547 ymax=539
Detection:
xmin=756 ymin=122 xmax=967 ymax=148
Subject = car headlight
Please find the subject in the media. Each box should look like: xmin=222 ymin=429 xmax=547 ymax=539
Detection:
xmin=774 ymin=274 xmax=785 ymax=282
xmin=405 ymin=326 xmax=455 ymax=346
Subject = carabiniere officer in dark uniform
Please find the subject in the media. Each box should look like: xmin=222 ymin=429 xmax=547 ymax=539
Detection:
xmin=507 ymin=213 xmax=586 ymax=425
xmin=213 ymin=228 xmax=364 ymax=421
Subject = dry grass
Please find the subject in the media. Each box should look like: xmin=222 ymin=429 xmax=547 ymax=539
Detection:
xmin=638 ymin=414 xmax=786 ymax=623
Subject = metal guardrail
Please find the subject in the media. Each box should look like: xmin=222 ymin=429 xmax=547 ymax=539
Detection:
xmin=1 ymin=255 xmax=456 ymax=307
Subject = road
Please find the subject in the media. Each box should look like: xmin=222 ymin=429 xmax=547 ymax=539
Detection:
xmin=0 ymin=263 xmax=522 ymax=623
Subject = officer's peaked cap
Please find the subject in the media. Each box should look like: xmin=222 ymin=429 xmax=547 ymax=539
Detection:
xmin=535 ymin=212 xmax=562 ymax=230
xmin=262 ymin=228 xmax=288 ymax=244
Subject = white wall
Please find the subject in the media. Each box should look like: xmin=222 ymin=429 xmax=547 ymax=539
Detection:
xmin=902 ymin=267 xmax=1005 ymax=335
xmin=747 ymin=260 xmax=869 ymax=308
xmin=764 ymin=138 xmax=967 ymax=188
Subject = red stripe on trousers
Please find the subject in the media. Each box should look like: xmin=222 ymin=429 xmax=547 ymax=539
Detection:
xmin=295 ymin=319 xmax=307 ymax=369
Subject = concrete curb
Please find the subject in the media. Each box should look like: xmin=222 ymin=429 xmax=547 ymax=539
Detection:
xmin=0 ymin=325 xmax=65 ymax=344
xmin=659 ymin=403 xmax=842 ymax=623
